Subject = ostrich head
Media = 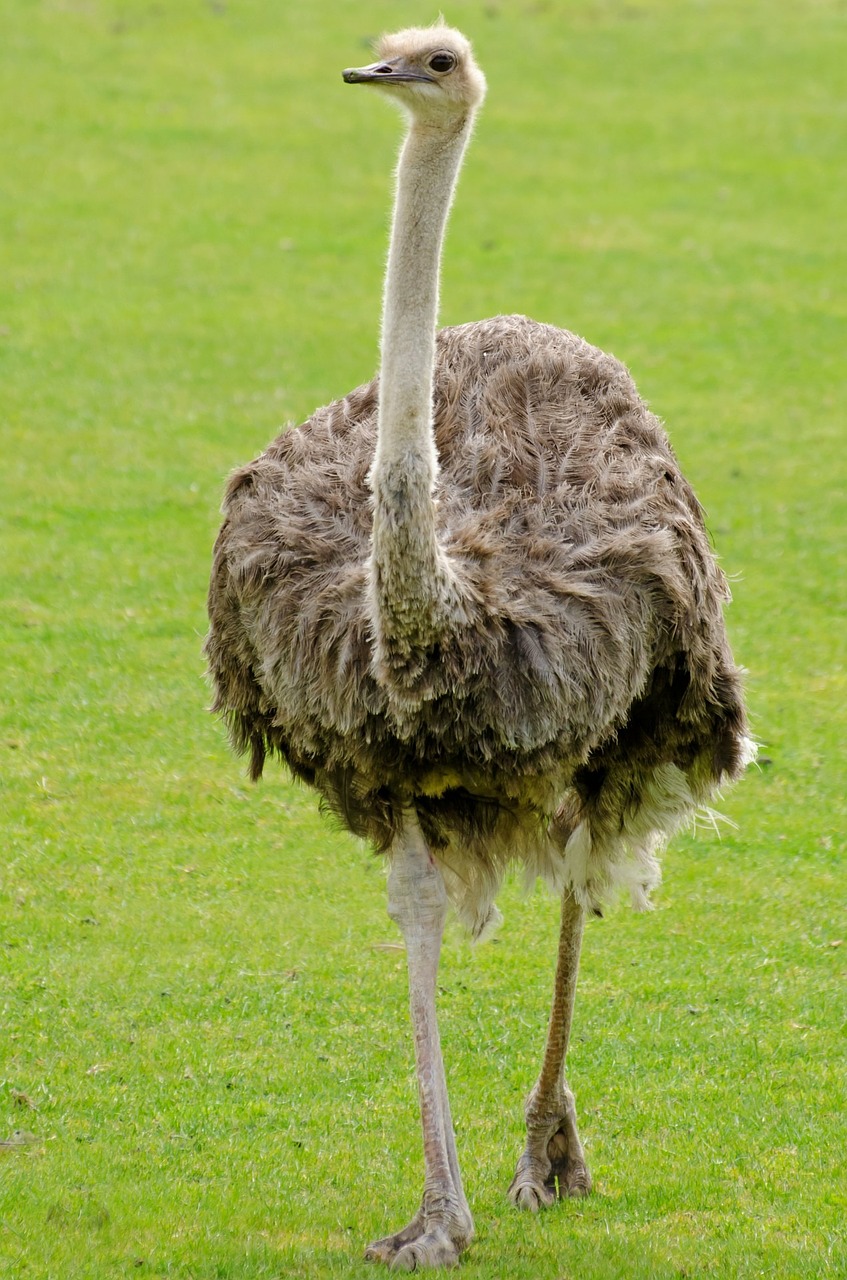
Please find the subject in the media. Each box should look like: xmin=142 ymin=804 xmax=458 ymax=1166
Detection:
xmin=343 ymin=25 xmax=487 ymax=122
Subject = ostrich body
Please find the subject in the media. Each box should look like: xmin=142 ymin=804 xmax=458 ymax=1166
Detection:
xmin=206 ymin=26 xmax=753 ymax=1270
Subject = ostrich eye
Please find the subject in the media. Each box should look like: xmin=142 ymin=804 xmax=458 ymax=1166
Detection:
xmin=428 ymin=51 xmax=457 ymax=73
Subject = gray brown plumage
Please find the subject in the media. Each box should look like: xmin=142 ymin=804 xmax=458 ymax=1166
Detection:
xmin=204 ymin=25 xmax=753 ymax=1269
xmin=206 ymin=315 xmax=751 ymax=928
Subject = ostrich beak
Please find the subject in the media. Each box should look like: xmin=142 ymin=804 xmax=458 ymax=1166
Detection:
xmin=342 ymin=58 xmax=434 ymax=86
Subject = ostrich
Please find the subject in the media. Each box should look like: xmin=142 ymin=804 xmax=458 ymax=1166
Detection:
xmin=205 ymin=24 xmax=754 ymax=1271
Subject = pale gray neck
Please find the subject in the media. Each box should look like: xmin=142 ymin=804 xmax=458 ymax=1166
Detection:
xmin=374 ymin=115 xmax=473 ymax=473
xmin=367 ymin=111 xmax=476 ymax=669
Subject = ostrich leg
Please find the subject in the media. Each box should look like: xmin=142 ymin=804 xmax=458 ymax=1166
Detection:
xmin=509 ymin=888 xmax=592 ymax=1209
xmin=365 ymin=812 xmax=474 ymax=1270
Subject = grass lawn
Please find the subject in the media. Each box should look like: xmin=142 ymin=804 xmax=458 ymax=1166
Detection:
xmin=1 ymin=1 xmax=845 ymax=1276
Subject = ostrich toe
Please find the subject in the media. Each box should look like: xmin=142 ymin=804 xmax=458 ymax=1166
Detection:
xmin=365 ymin=1206 xmax=472 ymax=1270
xmin=509 ymin=1121 xmax=592 ymax=1210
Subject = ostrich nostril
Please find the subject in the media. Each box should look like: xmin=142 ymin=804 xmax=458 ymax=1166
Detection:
xmin=342 ymin=61 xmax=397 ymax=84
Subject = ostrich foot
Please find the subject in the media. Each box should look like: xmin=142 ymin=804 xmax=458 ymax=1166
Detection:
xmin=508 ymin=1118 xmax=592 ymax=1211
xmin=365 ymin=1201 xmax=473 ymax=1270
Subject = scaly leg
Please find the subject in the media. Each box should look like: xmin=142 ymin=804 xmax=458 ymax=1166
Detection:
xmin=509 ymin=889 xmax=592 ymax=1210
xmin=365 ymin=813 xmax=473 ymax=1270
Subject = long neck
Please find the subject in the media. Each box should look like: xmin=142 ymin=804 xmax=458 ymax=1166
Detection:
xmin=377 ymin=116 xmax=471 ymax=469
xmin=369 ymin=114 xmax=474 ymax=668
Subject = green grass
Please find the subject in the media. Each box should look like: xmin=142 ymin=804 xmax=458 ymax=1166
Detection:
xmin=1 ymin=1 xmax=845 ymax=1276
